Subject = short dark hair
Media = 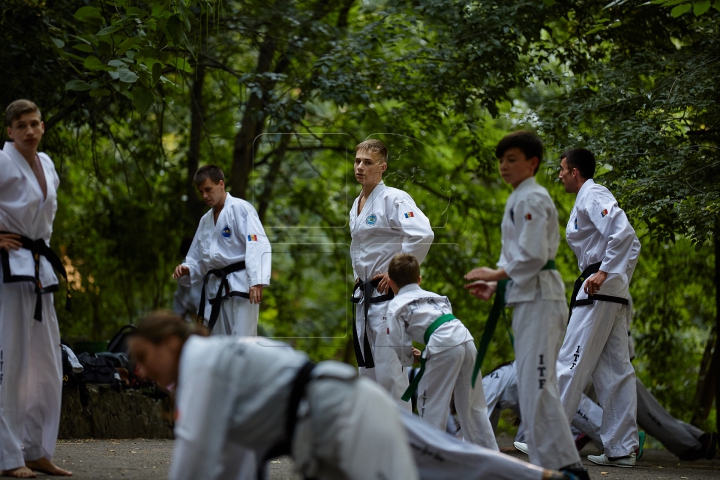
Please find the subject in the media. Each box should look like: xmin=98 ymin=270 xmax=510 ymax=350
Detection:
xmin=561 ymin=148 xmax=596 ymax=180
xmin=130 ymin=310 xmax=208 ymax=345
xmin=388 ymin=254 xmax=421 ymax=289
xmin=5 ymin=99 xmax=41 ymax=127
xmin=495 ymin=131 xmax=543 ymax=174
xmin=193 ymin=165 xmax=224 ymax=186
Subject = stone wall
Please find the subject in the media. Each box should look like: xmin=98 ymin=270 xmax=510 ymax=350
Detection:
xmin=59 ymin=385 xmax=174 ymax=439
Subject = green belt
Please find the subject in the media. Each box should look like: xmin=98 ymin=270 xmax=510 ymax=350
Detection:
xmin=471 ymin=259 xmax=556 ymax=387
xmin=401 ymin=313 xmax=457 ymax=402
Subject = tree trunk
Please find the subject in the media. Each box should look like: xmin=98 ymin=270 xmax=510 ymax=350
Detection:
xmin=257 ymin=133 xmax=290 ymax=223
xmin=715 ymin=223 xmax=720 ymax=434
xmin=692 ymin=326 xmax=717 ymax=424
xmin=186 ymin=63 xmax=206 ymax=226
xmin=230 ymin=34 xmax=277 ymax=199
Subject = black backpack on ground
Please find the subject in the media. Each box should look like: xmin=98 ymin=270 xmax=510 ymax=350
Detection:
xmin=77 ymin=352 xmax=121 ymax=391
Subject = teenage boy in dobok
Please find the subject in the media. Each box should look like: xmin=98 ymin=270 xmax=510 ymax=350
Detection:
xmin=173 ymin=165 xmax=271 ymax=336
xmin=464 ymin=131 xmax=588 ymax=480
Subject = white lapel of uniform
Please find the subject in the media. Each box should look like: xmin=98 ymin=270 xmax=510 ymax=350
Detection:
xmin=4 ymin=143 xmax=47 ymax=230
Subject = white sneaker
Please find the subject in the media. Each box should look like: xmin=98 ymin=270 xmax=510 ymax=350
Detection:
xmin=587 ymin=452 xmax=636 ymax=468
xmin=514 ymin=441 xmax=529 ymax=455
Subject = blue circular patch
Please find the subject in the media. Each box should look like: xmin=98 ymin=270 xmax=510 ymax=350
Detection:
xmin=366 ymin=214 xmax=377 ymax=226
xmin=222 ymin=226 xmax=231 ymax=238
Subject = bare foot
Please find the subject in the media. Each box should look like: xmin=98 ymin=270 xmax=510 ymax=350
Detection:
xmin=24 ymin=458 xmax=72 ymax=476
xmin=1 ymin=466 xmax=36 ymax=478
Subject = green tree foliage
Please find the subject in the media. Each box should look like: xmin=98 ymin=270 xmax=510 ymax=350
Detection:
xmin=1 ymin=0 xmax=717 ymax=432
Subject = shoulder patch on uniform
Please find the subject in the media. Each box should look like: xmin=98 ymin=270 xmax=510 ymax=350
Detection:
xmin=574 ymin=217 xmax=578 ymax=230
xmin=600 ymin=209 xmax=609 ymax=217
xmin=525 ymin=213 xmax=532 ymax=221
xmin=366 ymin=214 xmax=377 ymax=226
xmin=404 ymin=212 xmax=414 ymax=218
xmin=247 ymin=234 xmax=258 ymax=241
xmin=222 ymin=226 xmax=231 ymax=238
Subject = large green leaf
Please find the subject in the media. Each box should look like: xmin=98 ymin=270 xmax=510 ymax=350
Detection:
xmin=65 ymin=79 xmax=92 ymax=91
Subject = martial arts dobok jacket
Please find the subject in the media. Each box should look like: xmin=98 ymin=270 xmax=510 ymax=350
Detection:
xmin=0 ymin=143 xmax=68 ymax=320
xmin=350 ymin=181 xmax=434 ymax=282
xmin=180 ymin=194 xmax=271 ymax=323
xmin=386 ymin=284 xmax=472 ymax=366
xmin=171 ymin=336 xmax=356 ymax=480
xmin=497 ymin=177 xmax=565 ymax=304
xmin=350 ymin=181 xmax=434 ymax=366
xmin=566 ymin=179 xmax=640 ymax=301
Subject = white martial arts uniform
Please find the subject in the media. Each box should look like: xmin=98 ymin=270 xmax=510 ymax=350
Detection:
xmin=0 ymin=143 xmax=63 ymax=471
xmin=482 ymin=362 xmax=520 ymax=435
xmin=170 ymin=335 xmax=418 ymax=480
xmin=180 ymin=193 xmax=271 ymax=336
xmin=399 ymin=409 xmax=565 ymax=480
xmin=558 ymin=178 xmax=640 ymax=458
xmin=496 ymin=176 xmax=580 ymax=470
xmin=350 ymin=181 xmax=433 ymax=402
xmin=387 ymin=284 xmax=498 ymax=449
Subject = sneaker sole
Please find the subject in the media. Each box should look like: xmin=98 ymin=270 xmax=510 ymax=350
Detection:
xmin=587 ymin=457 xmax=635 ymax=468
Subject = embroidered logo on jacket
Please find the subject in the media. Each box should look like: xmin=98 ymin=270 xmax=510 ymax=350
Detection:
xmin=222 ymin=226 xmax=231 ymax=238
xmin=601 ymin=209 xmax=609 ymax=217
xmin=247 ymin=234 xmax=258 ymax=241
xmin=404 ymin=212 xmax=414 ymax=218
xmin=525 ymin=213 xmax=532 ymax=221
xmin=366 ymin=214 xmax=377 ymax=226
xmin=574 ymin=217 xmax=578 ymax=230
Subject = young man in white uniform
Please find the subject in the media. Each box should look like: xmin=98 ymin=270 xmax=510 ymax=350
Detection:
xmin=556 ymin=148 xmax=640 ymax=467
xmin=464 ymin=131 xmax=587 ymax=479
xmin=173 ymin=165 xmax=271 ymax=336
xmin=386 ymin=254 xmax=498 ymax=449
xmin=0 ymin=100 xmax=71 ymax=478
xmin=129 ymin=311 xmax=572 ymax=480
xmin=350 ymin=139 xmax=434 ymax=403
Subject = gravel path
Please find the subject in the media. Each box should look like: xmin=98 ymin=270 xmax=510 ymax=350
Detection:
xmin=52 ymin=438 xmax=719 ymax=479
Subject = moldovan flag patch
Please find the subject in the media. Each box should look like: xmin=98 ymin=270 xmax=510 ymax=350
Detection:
xmin=404 ymin=212 xmax=415 ymax=218
xmin=247 ymin=234 xmax=258 ymax=241
xmin=525 ymin=213 xmax=532 ymax=220
xmin=601 ymin=209 xmax=609 ymax=217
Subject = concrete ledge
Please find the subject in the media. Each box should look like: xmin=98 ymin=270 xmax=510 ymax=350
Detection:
xmin=59 ymin=385 xmax=174 ymax=439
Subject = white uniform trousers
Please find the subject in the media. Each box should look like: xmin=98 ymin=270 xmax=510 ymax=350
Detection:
xmin=512 ymin=298 xmax=581 ymax=470
xmin=294 ymin=377 xmax=419 ymax=480
xmin=211 ymin=297 xmax=259 ymax=336
xmin=417 ymin=342 xmax=498 ymax=450
xmin=357 ymin=302 xmax=410 ymax=409
xmin=0 ymin=281 xmax=62 ymax=471
xmin=557 ymin=300 xmax=638 ymax=457
xmin=400 ymin=409 xmax=551 ymax=480
xmin=573 ymin=378 xmax=702 ymax=457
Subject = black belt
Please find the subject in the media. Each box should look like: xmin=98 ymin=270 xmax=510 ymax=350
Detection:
xmin=197 ymin=261 xmax=248 ymax=332
xmin=350 ymin=278 xmax=394 ymax=368
xmin=259 ymin=361 xmax=316 ymax=479
xmin=569 ymin=261 xmax=628 ymax=321
xmin=0 ymin=231 xmax=71 ymax=321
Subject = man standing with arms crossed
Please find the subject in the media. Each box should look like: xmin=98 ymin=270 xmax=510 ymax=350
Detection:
xmin=0 ymin=100 xmax=71 ymax=478
xmin=556 ymin=148 xmax=640 ymax=467
xmin=350 ymin=139 xmax=434 ymax=403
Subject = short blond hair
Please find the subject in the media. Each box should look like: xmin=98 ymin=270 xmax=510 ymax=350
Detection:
xmin=5 ymin=99 xmax=41 ymax=127
xmin=356 ymin=139 xmax=388 ymax=163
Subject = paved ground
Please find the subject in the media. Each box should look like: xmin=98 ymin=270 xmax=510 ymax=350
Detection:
xmin=52 ymin=437 xmax=719 ymax=479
